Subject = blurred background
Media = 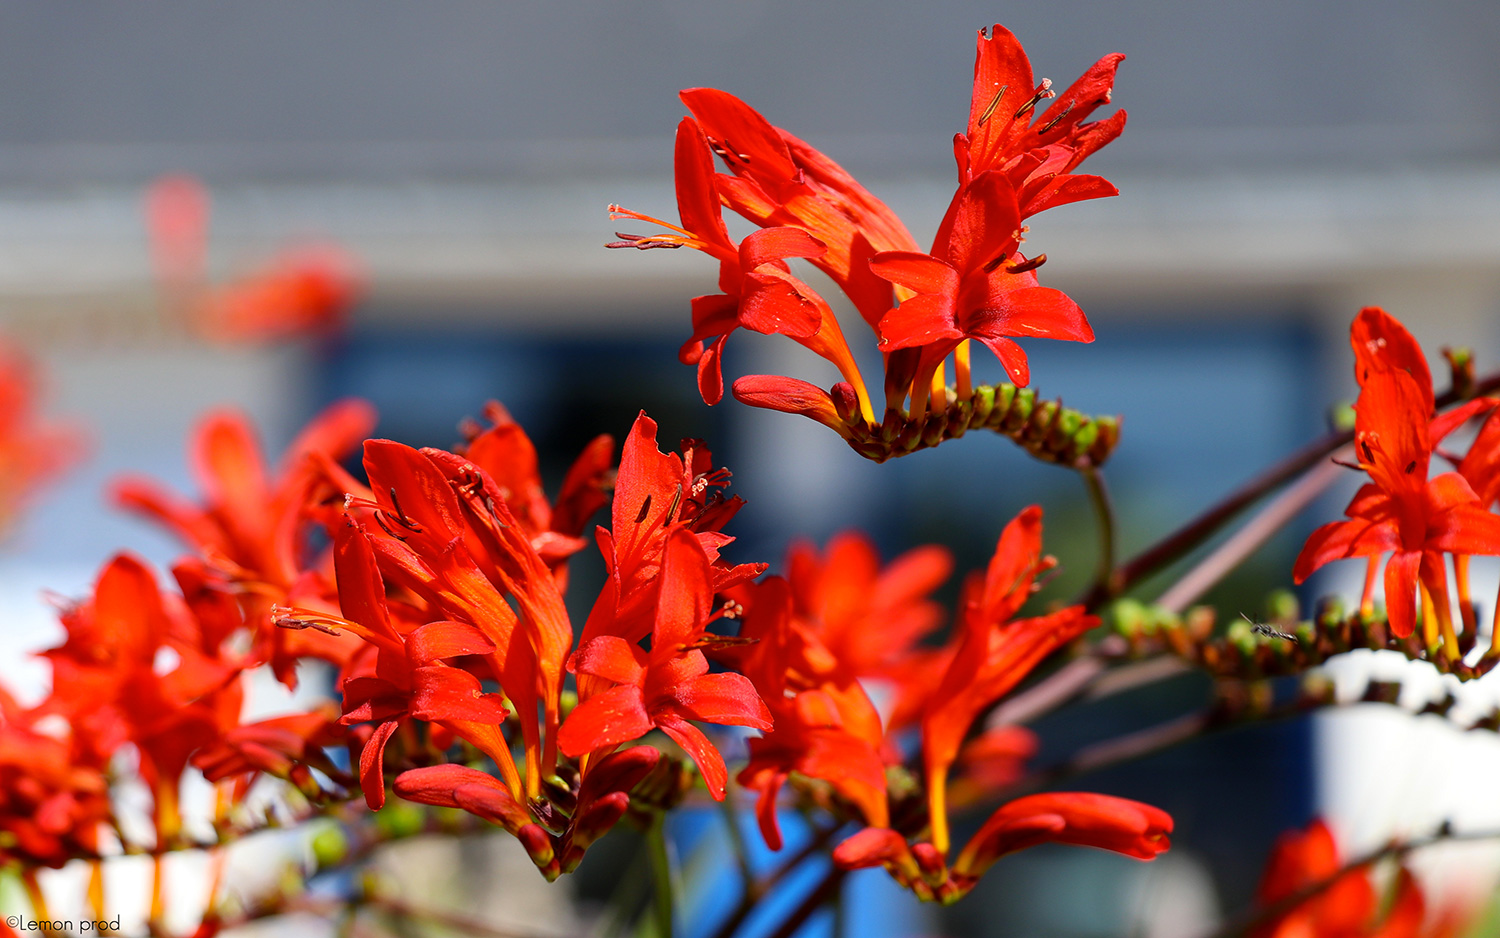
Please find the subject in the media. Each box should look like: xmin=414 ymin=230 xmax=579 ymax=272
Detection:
xmin=3 ymin=2 xmax=1500 ymax=935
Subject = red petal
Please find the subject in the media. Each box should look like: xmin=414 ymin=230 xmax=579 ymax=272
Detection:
xmin=965 ymin=25 xmax=1035 ymax=175
xmin=551 ymin=433 xmax=616 ymax=538
xmin=653 ymin=527 xmax=715 ymax=652
xmin=557 ymin=684 xmax=653 ymax=757
xmin=570 ymin=635 xmax=647 ymax=686
xmin=869 ymin=252 xmax=960 ymax=296
xmin=954 ymin=792 xmax=1171 ymax=879
xmin=406 ymin=620 xmax=495 ymax=664
xmin=1384 ymin=550 xmax=1421 ymax=638
xmin=192 ymin=410 xmax=270 ymax=519
xmin=1020 ymin=174 xmax=1119 ymax=217
xmin=975 ymin=334 xmax=1031 ymax=386
xmin=358 ymin=720 xmax=399 ymax=810
xmin=697 ymin=334 xmax=727 ymax=406
xmin=655 ymin=715 xmax=729 ymax=800
xmin=970 ymin=287 xmax=1094 ymax=343
xmin=731 ymin=376 xmax=845 ymax=432
xmin=932 ymin=171 xmax=1022 ymax=276
xmin=673 ymin=117 xmax=735 ymax=251
xmin=739 ymin=272 xmax=822 ymax=339
xmin=284 ymin=398 xmax=377 ymax=473
xmin=410 ymin=665 xmax=509 ymax=724
xmin=362 ymin=439 xmax=465 ymax=541
xmin=1293 ymin=518 xmax=1399 ymax=583
xmin=1350 ymin=307 xmax=1432 ymax=409
xmin=740 ymin=226 xmax=826 ymax=272
xmin=674 ymin=672 xmax=772 ymax=731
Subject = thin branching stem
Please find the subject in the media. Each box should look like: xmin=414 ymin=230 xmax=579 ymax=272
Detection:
xmin=1085 ymin=367 xmax=1500 ymax=610
xmin=1081 ymin=466 xmax=1116 ymax=599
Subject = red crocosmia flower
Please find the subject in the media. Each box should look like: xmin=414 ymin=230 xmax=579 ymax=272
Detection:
xmin=873 ymin=171 xmax=1094 ymax=412
xmin=394 ymin=764 xmax=559 ymax=877
xmin=285 ymin=520 xmax=515 ymax=809
xmin=114 ymin=399 xmax=376 ymax=683
xmin=116 ymin=400 xmax=376 ymax=591
xmin=0 ymin=710 xmax=111 ymax=869
xmin=1253 ymin=819 xmax=1429 ymax=938
xmin=610 ymin=119 xmax=875 ymax=421
xmin=921 ymin=505 xmax=1099 ymax=854
xmin=1294 ymin=369 xmax=1500 ymax=642
xmin=784 ymin=531 xmax=953 ymax=684
xmin=586 ymin=412 xmax=764 ymax=644
xmin=0 ymin=341 xmax=82 ymax=533
xmin=560 ymin=527 xmax=771 ymax=800
xmin=677 ymin=87 xmax=922 ymax=332
xmin=957 ymin=25 xmax=1126 ymax=219
xmin=191 ymin=706 xmax=346 ymax=798
xmin=456 ymin=400 xmax=614 ymax=575
xmin=831 ymin=792 xmax=1169 ymax=903
xmin=38 ymin=554 xmax=253 ymax=849
xmin=146 ymin=174 xmax=211 ymax=288
xmin=950 ymin=793 xmax=1171 ymax=880
xmin=728 ymin=576 xmax=890 ymax=850
xmin=199 ymin=245 xmax=361 ymax=344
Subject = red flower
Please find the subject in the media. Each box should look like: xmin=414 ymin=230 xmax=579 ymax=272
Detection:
xmin=921 ymin=506 xmax=1098 ymax=853
xmin=957 ymin=25 xmax=1127 ymax=218
xmin=114 ymin=400 xmax=376 ymax=684
xmin=872 ymin=170 xmax=1094 ymax=408
xmin=729 ymin=576 xmax=890 ymax=849
xmin=456 ymin=400 xmax=614 ymax=575
xmin=0 ymin=341 xmax=82 ymax=532
xmin=832 ymin=792 xmax=1169 ymax=903
xmin=560 ymin=527 xmax=771 ymax=800
xmin=677 ymin=87 xmax=921 ymax=330
xmin=285 ymin=518 xmax=515 ymax=809
xmin=584 ymin=412 xmax=763 ymax=646
xmin=610 ymin=119 xmax=875 ymax=421
xmin=1253 ymin=819 xmax=1428 ymax=938
xmin=1294 ymin=368 xmax=1500 ymax=641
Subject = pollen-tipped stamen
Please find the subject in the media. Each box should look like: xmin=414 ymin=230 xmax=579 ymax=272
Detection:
xmin=1013 ymin=79 xmax=1055 ymax=120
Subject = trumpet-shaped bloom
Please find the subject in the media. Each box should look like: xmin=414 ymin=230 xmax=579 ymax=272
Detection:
xmin=957 ymin=25 xmax=1127 ymax=218
xmin=611 ymin=119 xmax=870 ymax=415
xmin=1294 ymin=369 xmax=1500 ymax=638
xmin=560 ymin=528 xmax=771 ymax=799
xmin=873 ymin=171 xmax=1094 ymax=393
xmin=921 ymin=506 xmax=1098 ymax=853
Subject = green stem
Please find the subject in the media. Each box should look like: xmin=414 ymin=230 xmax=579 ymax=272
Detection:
xmin=647 ymin=816 xmax=676 ymax=938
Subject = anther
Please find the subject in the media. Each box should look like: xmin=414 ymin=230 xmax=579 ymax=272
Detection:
xmin=1006 ymin=253 xmax=1047 ymax=274
xmin=606 ymin=232 xmax=682 ymax=250
xmin=1405 ymin=460 xmax=1417 ymax=474
xmin=635 ymin=494 xmax=653 ymax=524
xmin=976 ymin=85 xmax=1008 ymax=126
xmin=1360 ymin=441 xmax=1375 ymax=463
xmin=387 ymin=487 xmax=423 ymax=532
xmin=663 ymin=483 xmax=684 ymax=525
xmin=373 ymin=512 xmax=408 ymax=542
xmin=983 ymin=251 xmax=1010 ymax=273
xmin=1013 ymin=79 xmax=1054 ymax=120
xmin=1037 ymin=100 xmax=1075 ymax=135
